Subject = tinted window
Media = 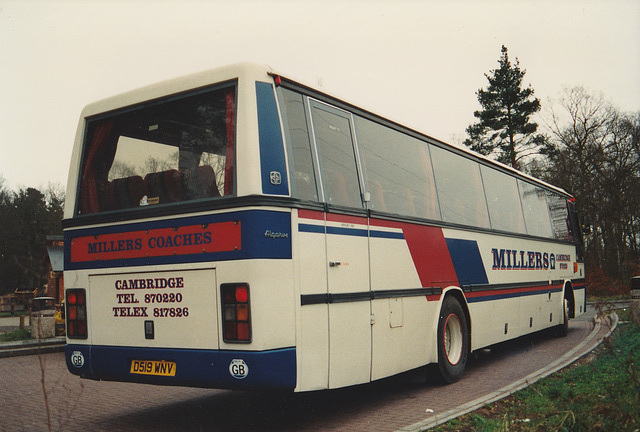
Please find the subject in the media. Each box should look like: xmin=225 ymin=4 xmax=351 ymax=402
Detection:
xmin=78 ymin=85 xmax=235 ymax=215
xmin=310 ymin=102 xmax=363 ymax=208
xmin=280 ymin=89 xmax=319 ymax=201
xmin=518 ymin=180 xmax=553 ymax=237
xmin=481 ymin=165 xmax=526 ymax=233
xmin=355 ymin=116 xmax=439 ymax=219
xmin=431 ymin=146 xmax=490 ymax=228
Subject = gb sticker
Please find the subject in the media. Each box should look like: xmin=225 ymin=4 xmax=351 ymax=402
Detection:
xmin=71 ymin=351 xmax=85 ymax=368
xmin=229 ymin=359 xmax=249 ymax=379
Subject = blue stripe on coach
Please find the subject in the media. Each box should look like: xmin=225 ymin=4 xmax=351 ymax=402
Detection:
xmin=298 ymin=223 xmax=325 ymax=234
xmin=298 ymin=223 xmax=404 ymax=240
xmin=369 ymin=230 xmax=405 ymax=240
xmin=64 ymin=210 xmax=292 ymax=270
xmin=326 ymin=226 xmax=368 ymax=237
xmin=65 ymin=344 xmax=297 ymax=390
xmin=256 ymin=81 xmax=289 ymax=196
xmin=445 ymin=238 xmax=489 ymax=286
xmin=466 ymin=286 xmax=563 ymax=303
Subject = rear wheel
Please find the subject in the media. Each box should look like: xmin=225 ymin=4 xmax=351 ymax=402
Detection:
xmin=555 ymin=299 xmax=569 ymax=337
xmin=433 ymin=296 xmax=469 ymax=384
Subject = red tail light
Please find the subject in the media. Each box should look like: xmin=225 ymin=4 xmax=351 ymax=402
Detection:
xmin=221 ymin=283 xmax=251 ymax=343
xmin=66 ymin=289 xmax=87 ymax=339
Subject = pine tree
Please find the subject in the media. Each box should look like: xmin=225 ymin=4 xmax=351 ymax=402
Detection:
xmin=464 ymin=45 xmax=544 ymax=169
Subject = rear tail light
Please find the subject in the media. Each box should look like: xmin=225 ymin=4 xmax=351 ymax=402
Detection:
xmin=66 ymin=289 xmax=87 ymax=339
xmin=221 ymin=283 xmax=251 ymax=343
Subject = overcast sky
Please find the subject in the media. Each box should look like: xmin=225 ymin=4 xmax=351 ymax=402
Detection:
xmin=1 ymin=0 xmax=639 ymax=191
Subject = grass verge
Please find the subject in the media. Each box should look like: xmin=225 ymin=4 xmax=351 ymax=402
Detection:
xmin=433 ymin=313 xmax=640 ymax=432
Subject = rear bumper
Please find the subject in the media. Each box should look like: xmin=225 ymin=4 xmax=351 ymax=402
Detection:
xmin=65 ymin=344 xmax=296 ymax=390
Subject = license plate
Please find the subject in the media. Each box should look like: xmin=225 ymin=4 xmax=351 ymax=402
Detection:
xmin=130 ymin=360 xmax=176 ymax=376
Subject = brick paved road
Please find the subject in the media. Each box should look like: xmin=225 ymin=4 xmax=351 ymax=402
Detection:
xmin=0 ymin=310 xmax=606 ymax=432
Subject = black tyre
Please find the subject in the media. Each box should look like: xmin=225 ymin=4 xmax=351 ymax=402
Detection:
xmin=555 ymin=299 xmax=569 ymax=337
xmin=433 ymin=296 xmax=469 ymax=384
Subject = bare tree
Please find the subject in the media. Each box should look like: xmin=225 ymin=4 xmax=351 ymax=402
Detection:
xmin=542 ymin=87 xmax=640 ymax=282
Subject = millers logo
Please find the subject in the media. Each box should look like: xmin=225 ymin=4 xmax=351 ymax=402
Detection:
xmin=87 ymin=232 xmax=211 ymax=254
xmin=70 ymin=221 xmax=241 ymax=263
xmin=491 ymin=248 xmax=571 ymax=271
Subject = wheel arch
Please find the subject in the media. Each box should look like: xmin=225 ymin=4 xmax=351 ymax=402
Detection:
xmin=563 ymin=281 xmax=576 ymax=319
xmin=440 ymin=287 xmax=472 ymax=350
